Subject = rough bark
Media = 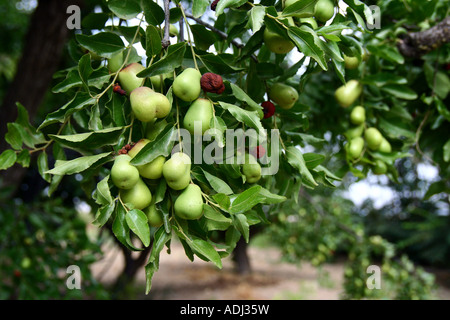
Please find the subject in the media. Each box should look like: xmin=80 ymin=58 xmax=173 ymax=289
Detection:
xmin=397 ymin=16 xmax=450 ymax=59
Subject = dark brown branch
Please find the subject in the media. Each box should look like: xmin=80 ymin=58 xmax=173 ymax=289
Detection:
xmin=161 ymin=0 xmax=171 ymax=49
xmin=397 ymin=16 xmax=450 ymax=59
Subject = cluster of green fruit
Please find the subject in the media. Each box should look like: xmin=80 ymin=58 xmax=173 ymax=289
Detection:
xmin=344 ymin=105 xmax=392 ymax=175
xmin=263 ymin=0 xmax=335 ymax=54
xmin=108 ymin=56 xmax=270 ymax=222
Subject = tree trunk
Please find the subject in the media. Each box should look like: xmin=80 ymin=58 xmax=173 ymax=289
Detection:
xmin=233 ymin=237 xmax=252 ymax=275
xmin=397 ymin=16 xmax=450 ymax=59
xmin=0 ymin=0 xmax=83 ymax=190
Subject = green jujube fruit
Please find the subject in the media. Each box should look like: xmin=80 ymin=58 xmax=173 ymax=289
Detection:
xmin=314 ymin=0 xmax=335 ymax=22
xmin=242 ymin=154 xmax=262 ymax=184
xmin=378 ymin=137 xmax=392 ymax=153
xmin=174 ymin=184 xmax=204 ymax=220
xmin=130 ymin=87 xmax=171 ymax=123
xmin=108 ymin=51 xmax=124 ymax=73
xmin=120 ymin=178 xmax=152 ymax=210
xmin=162 ymin=152 xmax=191 ymax=190
xmin=373 ymin=160 xmax=388 ymax=175
xmin=350 ymin=106 xmax=366 ymax=125
xmin=334 ymin=80 xmax=362 ymax=108
xmin=111 ymin=155 xmax=140 ymax=189
xmin=145 ymin=200 xmax=164 ymax=228
xmin=183 ymin=98 xmax=214 ymax=135
xmin=118 ymin=63 xmax=145 ymax=94
xmin=269 ymin=83 xmax=299 ymax=110
xmin=348 ymin=137 xmax=364 ymax=160
xmin=128 ymin=139 xmax=166 ymax=179
xmin=365 ymin=127 xmax=383 ymax=150
xmin=173 ymin=68 xmax=202 ymax=102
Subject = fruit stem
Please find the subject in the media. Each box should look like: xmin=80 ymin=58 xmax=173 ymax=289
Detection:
xmin=178 ymin=4 xmax=199 ymax=71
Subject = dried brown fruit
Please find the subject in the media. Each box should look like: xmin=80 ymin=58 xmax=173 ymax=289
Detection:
xmin=201 ymin=72 xmax=225 ymax=94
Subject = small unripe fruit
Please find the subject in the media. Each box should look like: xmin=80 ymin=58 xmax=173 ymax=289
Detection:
xmin=344 ymin=55 xmax=360 ymax=70
xmin=350 ymin=106 xmax=366 ymax=125
xmin=373 ymin=160 xmax=388 ymax=175
xmin=120 ymin=178 xmax=152 ymax=210
xmin=162 ymin=152 xmax=191 ymax=190
xmin=269 ymin=83 xmax=299 ymax=110
xmin=111 ymin=155 xmax=140 ymax=189
xmin=263 ymin=27 xmax=295 ymax=54
xmin=145 ymin=201 xmax=164 ymax=228
xmin=334 ymin=80 xmax=362 ymax=108
xmin=314 ymin=0 xmax=335 ymax=22
xmin=347 ymin=137 xmax=364 ymax=160
xmin=378 ymin=137 xmax=392 ymax=153
xmin=174 ymin=184 xmax=204 ymax=220
xmin=173 ymin=68 xmax=202 ymax=102
xmin=130 ymin=87 xmax=171 ymax=123
xmin=108 ymin=51 xmax=124 ymax=73
xmin=364 ymin=127 xmax=383 ymax=150
xmin=183 ymin=98 xmax=214 ymax=135
xmin=118 ymin=63 xmax=145 ymax=94
xmin=242 ymin=153 xmax=262 ymax=183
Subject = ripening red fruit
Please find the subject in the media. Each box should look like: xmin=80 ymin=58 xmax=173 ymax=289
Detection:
xmin=251 ymin=145 xmax=266 ymax=159
xmin=261 ymin=101 xmax=275 ymax=119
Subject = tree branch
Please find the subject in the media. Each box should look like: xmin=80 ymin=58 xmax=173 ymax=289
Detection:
xmin=397 ymin=16 xmax=450 ymax=59
xmin=161 ymin=0 xmax=171 ymax=49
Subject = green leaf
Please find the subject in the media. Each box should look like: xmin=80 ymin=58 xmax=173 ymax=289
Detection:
xmin=247 ymin=6 xmax=265 ymax=32
xmin=212 ymin=193 xmax=231 ymax=211
xmin=189 ymin=238 xmax=223 ymax=269
xmin=0 ymin=150 xmax=17 ymax=171
xmin=126 ymin=209 xmax=151 ymax=247
xmin=141 ymin=0 xmax=165 ymax=26
xmin=192 ymin=0 xmax=209 ymax=18
xmin=219 ymin=102 xmax=266 ymax=137
xmin=52 ymin=68 xmax=111 ymax=93
xmin=130 ymin=125 xmax=176 ymax=166
xmin=288 ymin=26 xmax=328 ymax=71
xmin=233 ymin=213 xmax=249 ymax=243
xmin=443 ymin=139 xmax=450 ymax=162
xmin=362 ymin=73 xmax=407 ymax=87
xmin=5 ymin=123 xmax=23 ymax=150
xmin=286 ymin=146 xmax=318 ymax=187
xmin=381 ymin=84 xmax=418 ymax=100
xmin=378 ymin=118 xmax=416 ymax=141
xmin=424 ymin=181 xmax=449 ymax=200
xmin=303 ymin=153 xmax=325 ymax=169
xmin=214 ymin=0 xmax=248 ymax=16
xmin=38 ymin=92 xmax=97 ymax=131
xmin=108 ymin=0 xmax=141 ymax=20
xmin=94 ymin=175 xmax=113 ymax=206
xmin=367 ymin=44 xmax=404 ymax=64
xmin=78 ymin=54 xmax=94 ymax=94
xmin=203 ymin=205 xmax=232 ymax=231
xmin=45 ymin=152 xmax=112 ymax=175
xmin=137 ymin=43 xmax=186 ymax=78
xmin=258 ymin=187 xmax=287 ymax=204
xmin=434 ymin=97 xmax=450 ymax=122
xmin=49 ymin=127 xmax=125 ymax=151
xmin=230 ymin=83 xmax=263 ymax=113
xmin=113 ymin=203 xmax=143 ymax=251
xmin=93 ymin=203 xmax=116 ymax=228
xmin=76 ymin=32 xmax=125 ymax=59
xmin=37 ymin=152 xmax=51 ymax=183
xmin=106 ymin=93 xmax=127 ymax=127
xmin=190 ymin=24 xmax=219 ymax=51
xmin=145 ymin=226 xmax=171 ymax=294
xmin=146 ymin=24 xmax=162 ymax=58
xmin=282 ymin=0 xmax=318 ymax=18
xmin=16 ymin=150 xmax=30 ymax=168
xmin=201 ymin=169 xmax=233 ymax=195
xmin=198 ymin=53 xmax=244 ymax=74
xmin=230 ymin=185 xmax=263 ymax=214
